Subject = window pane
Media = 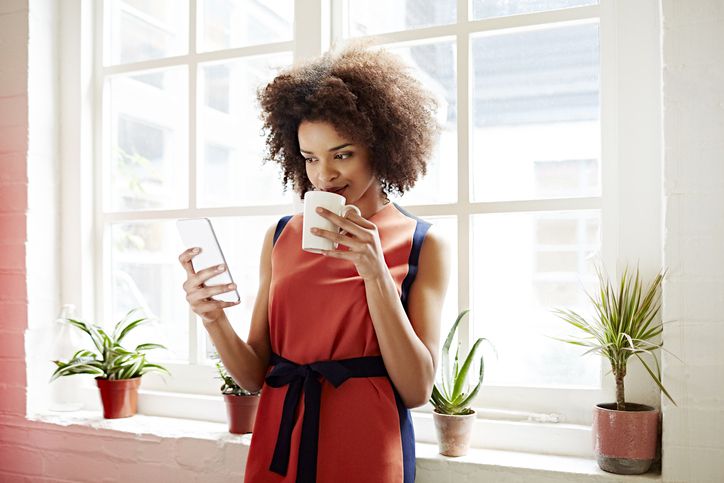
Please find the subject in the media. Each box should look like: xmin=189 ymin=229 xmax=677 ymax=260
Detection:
xmin=471 ymin=210 xmax=601 ymax=387
xmin=198 ymin=0 xmax=294 ymax=52
xmin=384 ymin=40 xmax=457 ymax=206
xmin=426 ymin=216 xmax=458 ymax=348
xmin=110 ymin=220 xmax=189 ymax=362
xmin=106 ymin=0 xmax=188 ymax=65
xmin=346 ymin=0 xmax=456 ymax=37
xmin=107 ymin=67 xmax=188 ymax=212
xmin=473 ymin=0 xmax=597 ymax=20
xmin=197 ymin=53 xmax=293 ymax=207
xmin=199 ymin=215 xmax=280 ymax=360
xmin=471 ymin=22 xmax=600 ymax=202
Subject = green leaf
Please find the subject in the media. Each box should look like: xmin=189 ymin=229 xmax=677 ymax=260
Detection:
xmin=134 ymin=343 xmax=166 ymax=352
xmin=440 ymin=309 xmax=469 ymax=399
xmin=634 ymin=352 xmax=676 ymax=406
xmin=116 ymin=317 xmax=149 ymax=344
xmin=112 ymin=307 xmax=145 ymax=338
xmin=451 ymin=337 xmax=487 ymax=401
xmin=429 ymin=384 xmax=454 ymax=413
xmin=138 ymin=363 xmax=171 ymax=377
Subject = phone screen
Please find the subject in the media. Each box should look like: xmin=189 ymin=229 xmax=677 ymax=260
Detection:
xmin=176 ymin=217 xmax=240 ymax=303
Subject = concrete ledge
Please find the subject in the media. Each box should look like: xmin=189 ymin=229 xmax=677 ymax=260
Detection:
xmin=27 ymin=409 xmax=662 ymax=483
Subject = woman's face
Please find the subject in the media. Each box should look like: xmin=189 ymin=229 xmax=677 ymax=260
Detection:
xmin=299 ymin=119 xmax=379 ymax=204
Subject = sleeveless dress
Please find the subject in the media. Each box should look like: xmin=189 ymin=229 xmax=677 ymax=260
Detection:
xmin=243 ymin=201 xmax=432 ymax=483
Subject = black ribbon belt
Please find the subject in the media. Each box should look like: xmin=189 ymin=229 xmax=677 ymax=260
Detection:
xmin=264 ymin=351 xmax=390 ymax=483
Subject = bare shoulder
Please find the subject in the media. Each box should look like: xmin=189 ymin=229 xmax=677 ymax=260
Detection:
xmin=406 ymin=222 xmax=451 ymax=376
xmin=418 ymin=223 xmax=451 ymax=281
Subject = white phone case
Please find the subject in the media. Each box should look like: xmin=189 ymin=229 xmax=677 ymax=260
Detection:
xmin=176 ymin=217 xmax=240 ymax=303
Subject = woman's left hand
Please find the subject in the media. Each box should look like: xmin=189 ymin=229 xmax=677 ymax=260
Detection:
xmin=311 ymin=206 xmax=388 ymax=281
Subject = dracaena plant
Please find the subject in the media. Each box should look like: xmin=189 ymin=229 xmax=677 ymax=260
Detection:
xmin=429 ymin=309 xmax=492 ymax=416
xmin=211 ymin=352 xmax=260 ymax=396
xmin=552 ymin=264 xmax=676 ymax=411
xmin=50 ymin=307 xmax=171 ymax=382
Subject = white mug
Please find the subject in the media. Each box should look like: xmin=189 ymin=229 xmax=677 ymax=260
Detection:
xmin=302 ymin=190 xmax=362 ymax=254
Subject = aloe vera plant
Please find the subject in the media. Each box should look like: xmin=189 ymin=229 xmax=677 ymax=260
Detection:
xmin=50 ymin=307 xmax=171 ymax=381
xmin=552 ymin=264 xmax=676 ymax=411
xmin=429 ymin=309 xmax=491 ymax=416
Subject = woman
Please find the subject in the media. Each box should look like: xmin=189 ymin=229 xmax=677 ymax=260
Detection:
xmin=178 ymin=42 xmax=450 ymax=482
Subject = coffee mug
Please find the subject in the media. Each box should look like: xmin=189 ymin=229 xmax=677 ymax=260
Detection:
xmin=302 ymin=190 xmax=362 ymax=254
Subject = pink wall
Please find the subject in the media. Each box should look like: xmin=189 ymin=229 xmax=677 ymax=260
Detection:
xmin=0 ymin=3 xmax=249 ymax=481
xmin=0 ymin=0 xmax=34 ymax=476
xmin=0 ymin=0 xmax=30 ymax=439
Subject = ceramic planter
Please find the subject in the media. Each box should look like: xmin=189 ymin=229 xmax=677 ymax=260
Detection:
xmin=432 ymin=408 xmax=476 ymax=456
xmin=223 ymin=393 xmax=261 ymax=434
xmin=95 ymin=376 xmax=141 ymax=419
xmin=593 ymin=402 xmax=660 ymax=474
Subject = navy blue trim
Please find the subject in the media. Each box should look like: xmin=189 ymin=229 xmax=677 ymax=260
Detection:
xmin=392 ymin=385 xmax=416 ymax=483
xmin=273 ymin=215 xmax=293 ymax=247
xmin=396 ymin=203 xmax=432 ymax=313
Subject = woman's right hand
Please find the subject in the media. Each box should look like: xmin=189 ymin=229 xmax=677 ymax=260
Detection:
xmin=178 ymin=247 xmax=239 ymax=325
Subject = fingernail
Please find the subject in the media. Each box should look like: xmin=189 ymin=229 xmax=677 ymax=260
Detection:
xmin=228 ymin=284 xmax=236 ymax=289
xmin=217 ymin=264 xmax=225 ymax=271
xmin=316 ymin=207 xmax=323 ymax=213
xmin=192 ymin=248 xmax=200 ymax=253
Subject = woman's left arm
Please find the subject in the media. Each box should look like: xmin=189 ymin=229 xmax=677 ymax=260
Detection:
xmin=364 ymin=226 xmax=451 ymax=408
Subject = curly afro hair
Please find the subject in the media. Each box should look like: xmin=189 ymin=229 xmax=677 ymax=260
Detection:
xmin=256 ymin=40 xmax=442 ymax=200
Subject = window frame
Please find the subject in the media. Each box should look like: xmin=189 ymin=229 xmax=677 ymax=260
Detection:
xmin=58 ymin=0 xmax=664 ymax=456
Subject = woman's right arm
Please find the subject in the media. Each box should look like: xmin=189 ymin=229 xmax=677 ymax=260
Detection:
xmin=178 ymin=222 xmax=276 ymax=393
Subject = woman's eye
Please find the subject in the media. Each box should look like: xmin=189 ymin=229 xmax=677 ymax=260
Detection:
xmin=335 ymin=153 xmax=351 ymax=160
xmin=304 ymin=157 xmax=316 ymax=163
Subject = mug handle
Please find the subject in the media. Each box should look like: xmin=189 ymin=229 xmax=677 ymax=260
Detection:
xmin=334 ymin=205 xmax=362 ymax=249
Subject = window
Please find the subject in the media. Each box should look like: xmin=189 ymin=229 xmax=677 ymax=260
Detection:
xmin=98 ymin=0 xmax=295 ymax=396
xmin=81 ymin=0 xmax=641 ymax=454
xmin=336 ymin=0 xmax=606 ymax=419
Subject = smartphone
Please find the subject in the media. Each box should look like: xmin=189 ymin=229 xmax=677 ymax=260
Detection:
xmin=176 ymin=217 xmax=240 ymax=303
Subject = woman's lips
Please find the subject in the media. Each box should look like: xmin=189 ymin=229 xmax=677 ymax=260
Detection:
xmin=331 ymin=185 xmax=347 ymax=195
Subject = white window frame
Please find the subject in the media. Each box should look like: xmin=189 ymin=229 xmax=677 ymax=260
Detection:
xmin=59 ymin=0 xmax=663 ymax=457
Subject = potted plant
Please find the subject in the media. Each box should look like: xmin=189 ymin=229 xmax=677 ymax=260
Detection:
xmin=429 ymin=309 xmax=491 ymax=456
xmin=49 ymin=307 xmax=171 ymax=419
xmin=211 ymin=352 xmax=261 ymax=434
xmin=553 ymin=264 xmax=676 ymax=475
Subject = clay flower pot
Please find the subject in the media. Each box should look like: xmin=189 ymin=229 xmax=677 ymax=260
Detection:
xmin=593 ymin=403 xmax=660 ymax=474
xmin=432 ymin=408 xmax=476 ymax=456
xmin=223 ymin=393 xmax=261 ymax=434
xmin=95 ymin=376 xmax=141 ymax=419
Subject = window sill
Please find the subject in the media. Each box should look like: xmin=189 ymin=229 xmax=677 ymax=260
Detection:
xmin=27 ymin=409 xmax=661 ymax=482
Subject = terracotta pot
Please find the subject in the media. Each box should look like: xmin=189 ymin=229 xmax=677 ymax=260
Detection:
xmin=593 ymin=402 xmax=660 ymax=474
xmin=95 ymin=376 xmax=141 ymax=419
xmin=223 ymin=393 xmax=261 ymax=434
xmin=432 ymin=408 xmax=476 ymax=456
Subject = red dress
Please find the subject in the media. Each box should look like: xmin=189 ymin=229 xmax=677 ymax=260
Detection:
xmin=243 ymin=201 xmax=432 ymax=483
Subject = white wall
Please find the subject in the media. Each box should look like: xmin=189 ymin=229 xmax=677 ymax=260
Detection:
xmin=661 ymin=0 xmax=724 ymax=481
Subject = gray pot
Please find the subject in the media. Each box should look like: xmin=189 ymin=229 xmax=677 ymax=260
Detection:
xmin=432 ymin=409 xmax=476 ymax=456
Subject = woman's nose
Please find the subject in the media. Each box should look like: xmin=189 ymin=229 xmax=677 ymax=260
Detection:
xmin=318 ymin=160 xmax=339 ymax=180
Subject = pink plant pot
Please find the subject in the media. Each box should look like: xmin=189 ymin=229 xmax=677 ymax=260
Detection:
xmin=593 ymin=402 xmax=660 ymax=474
